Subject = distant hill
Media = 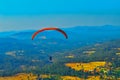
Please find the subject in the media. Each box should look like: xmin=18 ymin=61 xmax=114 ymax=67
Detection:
xmin=0 ymin=25 xmax=120 ymax=54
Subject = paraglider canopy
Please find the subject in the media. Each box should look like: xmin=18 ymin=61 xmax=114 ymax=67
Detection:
xmin=32 ymin=27 xmax=68 ymax=40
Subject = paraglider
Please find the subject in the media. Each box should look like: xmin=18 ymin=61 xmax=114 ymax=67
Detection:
xmin=32 ymin=27 xmax=68 ymax=40
xmin=32 ymin=27 xmax=68 ymax=62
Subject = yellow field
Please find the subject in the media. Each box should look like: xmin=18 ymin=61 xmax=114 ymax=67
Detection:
xmin=0 ymin=73 xmax=101 ymax=80
xmin=116 ymin=52 xmax=120 ymax=55
xmin=117 ymin=48 xmax=120 ymax=50
xmin=83 ymin=50 xmax=96 ymax=55
xmin=65 ymin=55 xmax=74 ymax=58
xmin=40 ymin=74 xmax=50 ymax=79
xmin=0 ymin=73 xmax=37 ymax=80
xmin=61 ymin=76 xmax=82 ymax=80
xmin=61 ymin=76 xmax=100 ymax=80
xmin=65 ymin=61 xmax=106 ymax=72
xmin=87 ymin=76 xmax=100 ymax=80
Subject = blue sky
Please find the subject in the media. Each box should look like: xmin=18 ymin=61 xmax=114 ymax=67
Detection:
xmin=0 ymin=0 xmax=120 ymax=31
